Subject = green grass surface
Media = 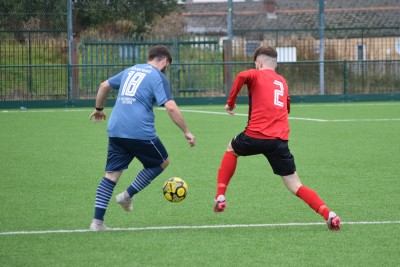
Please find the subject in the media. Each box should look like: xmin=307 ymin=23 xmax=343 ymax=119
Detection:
xmin=1 ymin=102 xmax=400 ymax=266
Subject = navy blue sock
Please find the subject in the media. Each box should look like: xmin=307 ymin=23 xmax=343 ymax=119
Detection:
xmin=127 ymin=166 xmax=164 ymax=197
xmin=94 ymin=177 xmax=116 ymax=221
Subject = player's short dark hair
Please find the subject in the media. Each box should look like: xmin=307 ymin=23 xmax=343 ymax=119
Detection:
xmin=148 ymin=45 xmax=173 ymax=64
xmin=253 ymin=46 xmax=277 ymax=61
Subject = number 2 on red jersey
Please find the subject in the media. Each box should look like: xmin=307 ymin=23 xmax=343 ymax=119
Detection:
xmin=273 ymin=80 xmax=284 ymax=107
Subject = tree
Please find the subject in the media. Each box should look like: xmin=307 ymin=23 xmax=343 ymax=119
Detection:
xmin=0 ymin=0 xmax=181 ymax=35
xmin=0 ymin=0 xmax=67 ymax=42
xmin=148 ymin=12 xmax=186 ymax=36
xmin=73 ymin=0 xmax=181 ymax=34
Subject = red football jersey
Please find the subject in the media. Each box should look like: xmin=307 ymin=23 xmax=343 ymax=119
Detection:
xmin=227 ymin=69 xmax=290 ymax=140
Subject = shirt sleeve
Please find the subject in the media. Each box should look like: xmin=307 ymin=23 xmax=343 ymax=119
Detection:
xmin=107 ymin=71 xmax=125 ymax=90
xmin=154 ymin=73 xmax=173 ymax=106
xmin=227 ymin=70 xmax=254 ymax=106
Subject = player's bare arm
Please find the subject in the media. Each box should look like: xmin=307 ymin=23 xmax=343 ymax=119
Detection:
xmin=164 ymin=100 xmax=196 ymax=147
xmin=89 ymin=80 xmax=112 ymax=122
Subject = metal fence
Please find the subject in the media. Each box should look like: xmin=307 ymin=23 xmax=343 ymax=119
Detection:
xmin=233 ymin=27 xmax=400 ymax=61
xmin=0 ymin=30 xmax=68 ymax=100
xmin=1 ymin=1 xmax=399 ymax=104
xmin=172 ymin=60 xmax=400 ymax=97
xmin=78 ymin=34 xmax=222 ymax=97
xmin=1 ymin=29 xmax=400 ymax=102
xmin=1 ymin=61 xmax=399 ymax=101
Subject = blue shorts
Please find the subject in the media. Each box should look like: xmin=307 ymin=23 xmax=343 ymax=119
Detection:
xmin=105 ymin=137 xmax=168 ymax=172
xmin=231 ymin=132 xmax=296 ymax=176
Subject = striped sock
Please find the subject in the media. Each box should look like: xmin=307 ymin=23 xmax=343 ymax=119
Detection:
xmin=94 ymin=177 xmax=116 ymax=221
xmin=127 ymin=166 xmax=164 ymax=197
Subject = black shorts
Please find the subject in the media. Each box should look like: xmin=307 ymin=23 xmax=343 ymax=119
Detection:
xmin=231 ymin=132 xmax=296 ymax=176
xmin=105 ymin=137 xmax=168 ymax=171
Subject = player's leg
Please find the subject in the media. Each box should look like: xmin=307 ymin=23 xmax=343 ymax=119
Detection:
xmin=90 ymin=137 xmax=133 ymax=231
xmin=126 ymin=138 xmax=168 ymax=197
xmin=282 ymin=173 xmax=340 ymax=230
xmin=215 ymin=142 xmax=238 ymax=194
xmin=214 ymin=143 xmax=237 ymax=212
xmin=116 ymin=137 xmax=168 ymax=211
xmin=281 ymin=172 xmax=327 ymax=214
xmin=282 ymin=174 xmax=342 ymax=230
xmin=124 ymin=159 xmax=168 ymax=197
xmin=90 ymin=171 xmax=123 ymax=231
xmin=215 ymin=133 xmax=256 ymax=213
xmin=268 ymin=139 xmax=340 ymax=230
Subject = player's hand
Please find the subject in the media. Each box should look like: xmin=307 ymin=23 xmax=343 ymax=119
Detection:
xmin=89 ymin=110 xmax=106 ymax=122
xmin=185 ymin=132 xmax=196 ymax=147
xmin=225 ymin=104 xmax=236 ymax=115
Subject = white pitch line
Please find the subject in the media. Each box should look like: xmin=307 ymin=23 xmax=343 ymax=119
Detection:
xmin=293 ymin=102 xmax=400 ymax=108
xmin=289 ymin=117 xmax=400 ymax=122
xmin=289 ymin=117 xmax=329 ymax=122
xmin=0 ymin=109 xmax=89 ymax=113
xmin=322 ymin=118 xmax=400 ymax=122
xmin=175 ymin=109 xmax=400 ymax=122
xmin=178 ymin=109 xmax=247 ymax=116
xmin=2 ymin=108 xmax=399 ymax=122
xmin=1 ymin=221 xmax=399 ymax=236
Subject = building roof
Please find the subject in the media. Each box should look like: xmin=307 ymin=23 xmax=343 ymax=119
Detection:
xmin=181 ymin=0 xmax=400 ymax=36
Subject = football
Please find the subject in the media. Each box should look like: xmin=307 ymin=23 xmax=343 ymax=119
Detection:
xmin=162 ymin=177 xmax=188 ymax=203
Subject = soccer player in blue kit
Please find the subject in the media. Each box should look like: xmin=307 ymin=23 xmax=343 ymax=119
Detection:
xmin=89 ymin=46 xmax=196 ymax=231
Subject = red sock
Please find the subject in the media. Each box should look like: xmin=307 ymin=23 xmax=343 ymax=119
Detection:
xmin=296 ymin=185 xmax=330 ymax=220
xmin=215 ymin=151 xmax=237 ymax=198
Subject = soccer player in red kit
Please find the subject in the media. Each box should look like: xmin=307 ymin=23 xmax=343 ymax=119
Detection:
xmin=214 ymin=46 xmax=340 ymax=230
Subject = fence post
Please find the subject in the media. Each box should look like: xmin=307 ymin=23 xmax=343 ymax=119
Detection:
xmin=28 ymin=31 xmax=33 ymax=95
xmin=319 ymin=0 xmax=325 ymax=95
xmin=72 ymin=35 xmax=79 ymax=99
xmin=67 ymin=0 xmax=73 ymax=106
xmin=223 ymin=39 xmax=233 ymax=97
xmin=343 ymin=60 xmax=347 ymax=95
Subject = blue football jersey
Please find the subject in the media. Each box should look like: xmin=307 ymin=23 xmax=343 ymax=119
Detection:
xmin=106 ymin=63 xmax=173 ymax=139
